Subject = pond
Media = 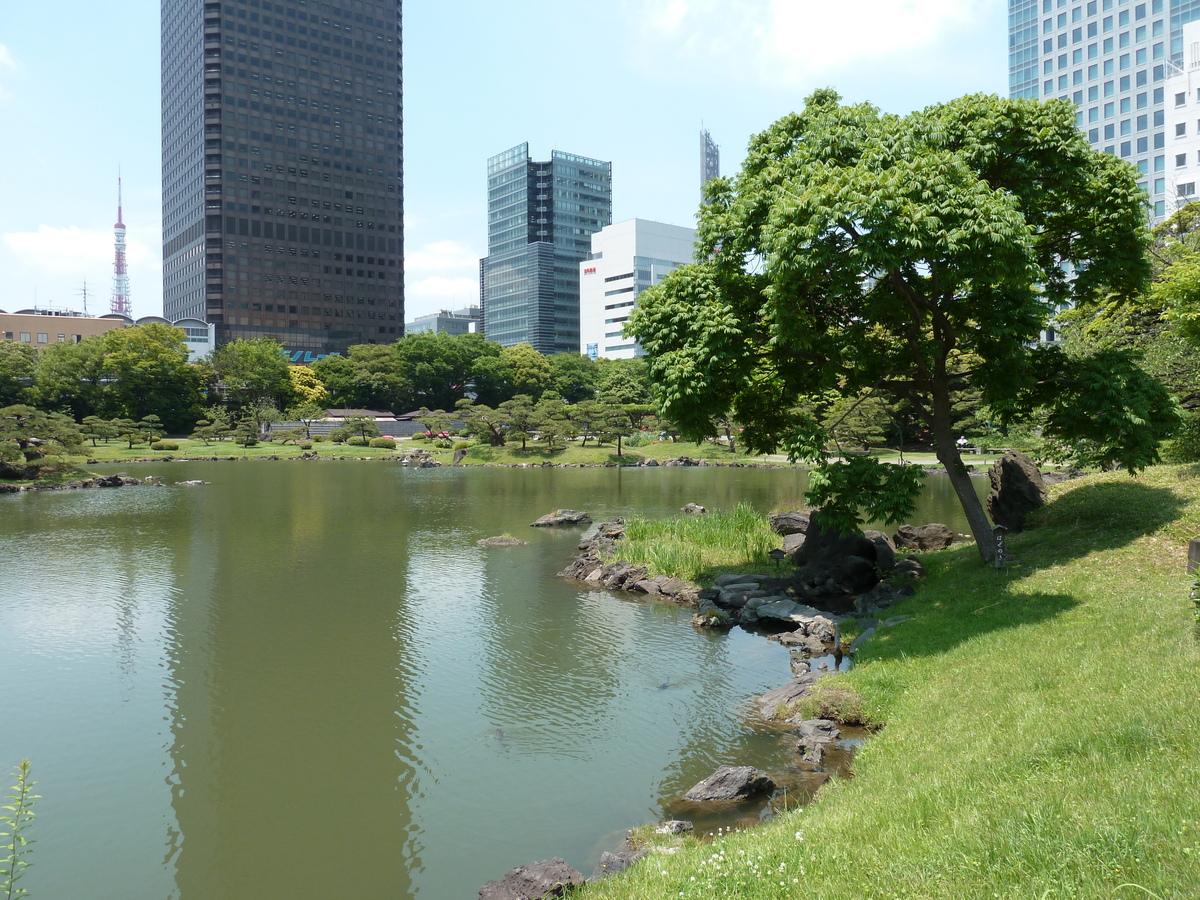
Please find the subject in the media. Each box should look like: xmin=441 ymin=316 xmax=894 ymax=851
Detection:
xmin=0 ymin=462 xmax=985 ymax=899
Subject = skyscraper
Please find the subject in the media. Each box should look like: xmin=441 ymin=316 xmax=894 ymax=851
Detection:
xmin=480 ymin=143 xmax=611 ymax=354
xmin=1008 ymin=0 xmax=1198 ymax=221
xmin=162 ymin=0 xmax=403 ymax=360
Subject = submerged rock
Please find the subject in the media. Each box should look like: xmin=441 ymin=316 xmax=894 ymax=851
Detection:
xmin=531 ymin=509 xmax=592 ymax=527
xmin=683 ymin=765 xmax=775 ymax=802
xmin=477 ymin=536 xmax=530 ymax=547
xmin=795 ymin=718 xmax=840 ymax=764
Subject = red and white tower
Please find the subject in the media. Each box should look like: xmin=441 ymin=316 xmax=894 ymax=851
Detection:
xmin=111 ymin=176 xmax=131 ymax=317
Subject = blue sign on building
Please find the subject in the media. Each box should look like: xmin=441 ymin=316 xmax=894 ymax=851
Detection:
xmin=586 ymin=343 xmax=598 ymax=360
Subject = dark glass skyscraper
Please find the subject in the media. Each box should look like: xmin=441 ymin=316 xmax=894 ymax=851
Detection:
xmin=480 ymin=144 xmax=611 ymax=354
xmin=162 ymin=0 xmax=403 ymax=361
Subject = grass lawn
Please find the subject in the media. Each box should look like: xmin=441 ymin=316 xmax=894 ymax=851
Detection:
xmin=581 ymin=465 xmax=1200 ymax=899
xmin=62 ymin=437 xmax=791 ymax=467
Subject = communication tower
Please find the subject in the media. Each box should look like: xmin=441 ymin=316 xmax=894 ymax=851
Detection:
xmin=700 ymin=129 xmax=720 ymax=202
xmin=111 ymin=176 xmax=131 ymax=316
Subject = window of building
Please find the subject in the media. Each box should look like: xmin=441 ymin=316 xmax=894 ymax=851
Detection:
xmin=1134 ymin=3 xmax=1145 ymax=20
xmin=1089 ymin=85 xmax=1100 ymax=100
xmin=1105 ymin=101 xmax=1115 ymax=117
xmin=35 ymin=333 xmax=47 ymax=343
xmin=19 ymin=332 xmax=30 ymax=342
xmin=1177 ymin=122 xmax=1187 ymax=136
xmin=1073 ymin=6 xmax=1083 ymax=22
xmin=1121 ymin=97 xmax=1131 ymax=112
xmin=1155 ymin=177 xmax=1166 ymax=193
xmin=1105 ymin=124 xmax=1116 ymax=139
xmin=1155 ymin=155 xmax=1166 ymax=171
xmin=1176 ymin=153 xmax=1187 ymax=167
xmin=1180 ymin=182 xmax=1196 ymax=197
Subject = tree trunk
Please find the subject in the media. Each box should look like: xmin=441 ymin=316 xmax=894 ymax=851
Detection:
xmin=930 ymin=383 xmax=995 ymax=563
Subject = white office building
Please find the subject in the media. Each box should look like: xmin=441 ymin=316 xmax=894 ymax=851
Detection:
xmin=578 ymin=219 xmax=696 ymax=360
xmin=1164 ymin=20 xmax=1200 ymax=209
xmin=1009 ymin=0 xmax=1189 ymax=221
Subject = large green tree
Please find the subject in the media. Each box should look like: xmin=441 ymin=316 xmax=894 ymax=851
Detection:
xmin=29 ymin=337 xmax=107 ymax=421
xmin=207 ymin=338 xmax=293 ymax=412
xmin=629 ymin=90 xmax=1177 ymax=561
xmin=0 ymin=342 xmax=37 ymax=407
xmin=101 ymin=324 xmax=204 ymax=433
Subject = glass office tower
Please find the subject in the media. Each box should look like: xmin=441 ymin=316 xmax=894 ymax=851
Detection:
xmin=1009 ymin=0 xmax=1200 ymax=220
xmin=480 ymin=144 xmax=612 ymax=354
xmin=162 ymin=0 xmax=403 ymax=361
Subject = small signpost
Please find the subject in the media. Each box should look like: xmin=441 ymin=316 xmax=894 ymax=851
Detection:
xmin=992 ymin=523 xmax=1008 ymax=568
xmin=1188 ymin=538 xmax=1200 ymax=574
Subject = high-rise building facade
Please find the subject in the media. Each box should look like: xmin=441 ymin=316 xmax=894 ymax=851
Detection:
xmin=162 ymin=0 xmax=403 ymax=357
xmin=480 ymin=144 xmax=611 ymax=354
xmin=578 ymin=219 xmax=696 ymax=360
xmin=1008 ymin=0 xmax=1200 ymax=220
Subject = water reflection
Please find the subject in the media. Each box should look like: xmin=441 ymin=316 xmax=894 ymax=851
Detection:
xmin=0 ymin=463 xmax=986 ymax=900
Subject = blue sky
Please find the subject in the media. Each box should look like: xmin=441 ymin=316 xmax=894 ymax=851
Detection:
xmin=0 ymin=0 xmax=1008 ymax=323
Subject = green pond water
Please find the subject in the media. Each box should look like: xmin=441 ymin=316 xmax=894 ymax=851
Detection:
xmin=0 ymin=462 xmax=985 ymax=899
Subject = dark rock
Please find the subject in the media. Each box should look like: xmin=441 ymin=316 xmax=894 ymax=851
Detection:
xmin=757 ymin=672 xmax=822 ymax=717
xmin=848 ymin=627 xmax=876 ymax=653
xmin=714 ymin=584 xmax=765 ymax=610
xmin=682 ymin=765 xmax=775 ymax=802
xmin=892 ymin=558 xmax=926 ymax=581
xmin=865 ymin=531 xmax=897 ymax=573
xmin=783 ymin=532 xmax=806 ymax=555
xmin=97 ymin=474 xmax=126 ymax=487
xmin=681 ymin=502 xmax=707 ymax=514
xmin=654 ymin=820 xmax=694 ymax=835
xmin=0 ymin=483 xmax=21 ymax=493
xmin=792 ymin=512 xmax=877 ymax=567
xmin=477 ymin=536 xmax=530 ymax=547
xmin=479 ymin=859 xmax=586 ymax=900
xmin=795 ymin=719 xmax=840 ymax=764
xmin=987 ymin=449 xmax=1047 ymax=532
xmin=769 ymin=511 xmax=811 ymax=536
xmin=452 ymin=448 xmax=468 ymax=466
xmin=632 ymin=580 xmax=661 ymax=595
xmin=531 ymin=509 xmax=592 ymax=527
xmin=590 ymin=849 xmax=647 ymax=881
xmin=714 ymin=573 xmax=760 ymax=587
xmin=656 ymin=576 xmax=686 ymax=596
xmin=893 ymin=523 xmax=954 ymax=551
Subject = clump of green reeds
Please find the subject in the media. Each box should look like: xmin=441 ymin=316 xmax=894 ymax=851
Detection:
xmin=608 ymin=502 xmax=779 ymax=583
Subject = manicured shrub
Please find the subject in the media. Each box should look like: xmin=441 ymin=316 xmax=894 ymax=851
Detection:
xmin=410 ymin=433 xmax=429 ymax=442
xmin=433 ymin=437 xmax=454 ymax=449
xmin=151 ymin=441 xmax=180 ymax=451
xmin=452 ymin=440 xmax=471 ymax=451
xmin=369 ymin=437 xmax=397 ymax=449
xmin=298 ymin=440 xmax=314 ymax=450
xmin=346 ymin=436 xmax=368 ymax=446
xmin=311 ymin=434 xmax=328 ymax=442
xmin=236 ymin=437 xmax=258 ymax=447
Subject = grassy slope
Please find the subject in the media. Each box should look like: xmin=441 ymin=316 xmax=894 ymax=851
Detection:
xmin=583 ymin=466 xmax=1200 ymax=899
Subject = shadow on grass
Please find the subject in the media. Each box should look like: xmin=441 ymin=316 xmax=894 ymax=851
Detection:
xmin=1015 ymin=479 xmax=1189 ymax=566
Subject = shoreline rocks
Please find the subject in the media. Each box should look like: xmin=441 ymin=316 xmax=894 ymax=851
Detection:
xmin=683 ymin=765 xmax=776 ymax=803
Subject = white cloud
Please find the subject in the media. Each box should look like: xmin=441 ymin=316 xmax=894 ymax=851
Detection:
xmin=4 ymin=225 xmax=152 ymax=271
xmin=403 ymin=241 xmax=481 ymax=318
xmin=404 ymin=275 xmax=480 ymax=316
xmin=405 ymin=239 xmax=480 ymax=273
xmin=630 ymin=0 xmax=998 ymax=88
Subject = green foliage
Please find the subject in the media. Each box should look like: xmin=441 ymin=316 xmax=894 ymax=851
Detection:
xmin=28 ymin=337 xmax=107 ymax=421
xmin=285 ymin=401 xmax=328 ymax=438
xmin=192 ymin=409 xmax=234 ymax=444
xmin=338 ymin=414 xmax=381 ymax=442
xmin=150 ymin=441 xmax=180 ymax=451
xmin=346 ymin=436 xmax=368 ymax=446
xmin=501 ymin=343 xmax=551 ymax=400
xmin=546 ymin=352 xmax=600 ymax=403
xmin=1162 ymin=408 xmax=1200 ymax=463
xmin=100 ymin=324 xmax=204 ymax=433
xmin=629 ymin=90 xmax=1161 ymax=559
xmin=80 ymin=415 xmax=118 ymax=447
xmin=806 ymin=457 xmax=926 ymax=532
xmin=368 ymin=437 xmax=396 ymax=449
xmin=297 ymin=440 xmax=314 ymax=450
xmin=455 ymin=398 xmax=510 ymax=447
xmin=0 ymin=342 xmax=37 ymax=407
xmin=1 ymin=759 xmax=38 ymax=900
xmin=233 ymin=416 xmax=259 ymax=447
xmin=0 ymin=405 xmax=85 ymax=464
xmin=207 ymin=338 xmax=292 ymax=411
xmin=139 ymin=414 xmax=165 ymax=443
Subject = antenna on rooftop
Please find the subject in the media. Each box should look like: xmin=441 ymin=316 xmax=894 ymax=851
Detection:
xmin=111 ymin=170 xmax=132 ymax=317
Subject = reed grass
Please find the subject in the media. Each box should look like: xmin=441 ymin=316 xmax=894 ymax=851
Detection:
xmin=607 ymin=502 xmax=781 ymax=583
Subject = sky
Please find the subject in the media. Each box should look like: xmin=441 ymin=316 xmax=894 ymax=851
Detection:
xmin=0 ymin=0 xmax=1008 ymax=323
